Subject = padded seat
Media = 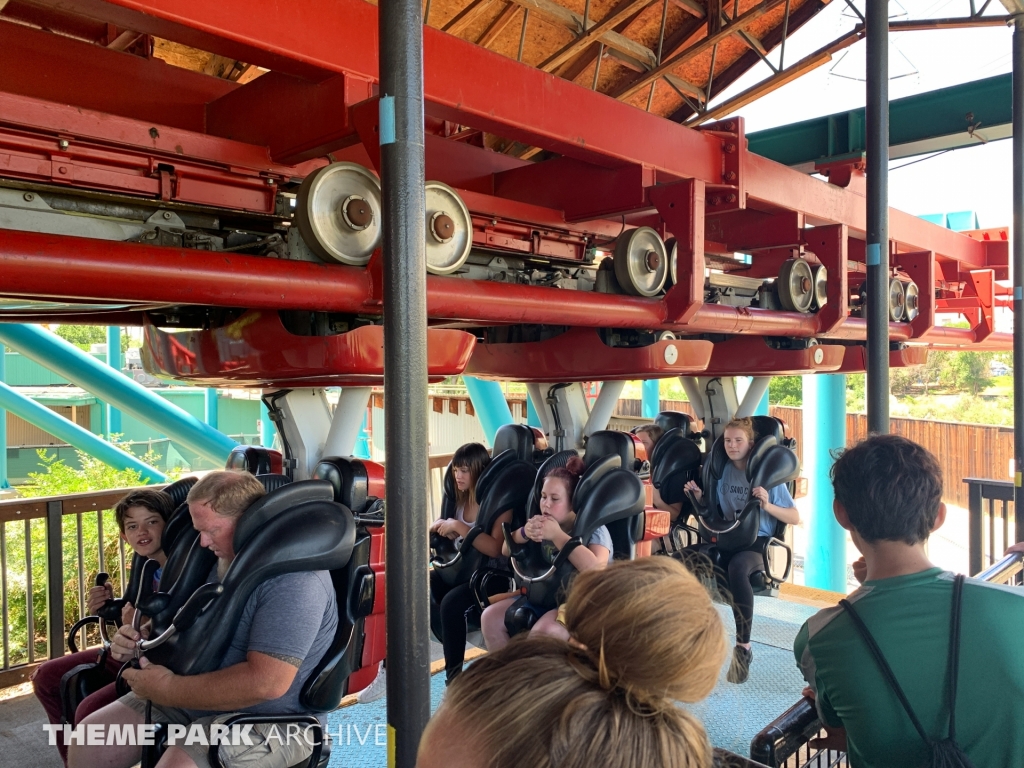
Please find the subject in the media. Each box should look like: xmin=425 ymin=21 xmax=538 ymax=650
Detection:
xmin=492 ymin=424 xmax=534 ymax=463
xmin=655 ymin=410 xmax=694 ymax=435
xmin=225 ymin=445 xmax=284 ymax=476
xmin=312 ymin=456 xmax=385 ymax=515
xmin=504 ymin=454 xmax=645 ymax=635
xmin=584 ymin=430 xmax=641 ymax=473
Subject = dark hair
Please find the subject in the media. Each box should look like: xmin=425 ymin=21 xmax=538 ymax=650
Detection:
xmin=114 ymin=489 xmax=175 ymax=533
xmin=546 ymin=455 xmax=586 ymax=502
xmin=830 ymin=434 xmax=943 ymax=545
xmin=452 ymin=442 xmax=490 ymax=509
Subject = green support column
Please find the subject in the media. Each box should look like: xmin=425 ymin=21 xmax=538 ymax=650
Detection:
xmin=106 ymin=326 xmax=122 ymax=437
xmin=641 ymin=380 xmax=660 ymax=418
xmin=802 ymin=374 xmax=848 ymax=592
xmin=205 ymin=389 xmax=219 ymax=431
xmin=260 ymin=400 xmax=275 ymax=448
xmin=464 ymin=376 xmax=514 ymax=446
xmin=526 ymin=393 xmax=541 ymax=428
xmin=0 ymin=344 xmax=8 ymax=489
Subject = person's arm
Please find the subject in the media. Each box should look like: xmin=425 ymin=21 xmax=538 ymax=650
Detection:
xmin=752 ymin=486 xmax=801 ymax=525
xmin=436 ymin=518 xmax=472 ymax=540
xmin=683 ymin=479 xmax=703 ymax=503
xmin=537 ymin=518 xmax=608 ymax=572
xmin=652 ymin=486 xmax=684 ymax=522
xmin=87 ymin=581 xmax=114 ymax=615
xmin=474 ymin=510 xmax=513 ymax=558
xmin=121 ymin=652 xmax=297 ymax=710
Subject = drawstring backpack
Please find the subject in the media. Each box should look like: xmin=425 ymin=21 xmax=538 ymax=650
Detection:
xmin=839 ymin=574 xmax=977 ymax=768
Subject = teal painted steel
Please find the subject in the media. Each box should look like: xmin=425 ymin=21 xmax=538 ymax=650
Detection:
xmin=204 ymin=388 xmax=219 ymax=430
xmin=641 ymin=380 xmax=659 ymax=419
xmin=260 ymin=400 xmax=275 ymax=448
xmin=0 ymin=324 xmax=237 ymax=465
xmin=106 ymin=327 xmax=122 ymax=437
xmin=463 ymin=376 xmax=514 ymax=446
xmin=748 ymin=73 xmax=1011 ymax=167
xmin=355 ymin=412 xmax=371 ymax=459
xmin=526 ymin=393 xmax=541 ymax=428
xmin=0 ymin=381 xmax=165 ymax=483
xmin=802 ymin=374 xmax=847 ymax=592
xmin=0 ymin=343 xmax=8 ymax=489
xmin=754 ymin=386 xmax=769 ymax=417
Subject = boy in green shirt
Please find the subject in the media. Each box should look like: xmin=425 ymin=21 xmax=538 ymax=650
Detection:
xmin=794 ymin=434 xmax=1024 ymax=768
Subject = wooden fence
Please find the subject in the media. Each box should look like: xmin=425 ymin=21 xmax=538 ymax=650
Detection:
xmin=616 ymin=399 xmax=1010 ymax=509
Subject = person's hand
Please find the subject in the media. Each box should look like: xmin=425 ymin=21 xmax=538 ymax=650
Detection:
xmin=852 ymin=556 xmax=868 ymax=584
xmin=121 ymin=602 xmax=137 ymax=627
xmin=429 ymin=518 xmax=444 ymax=534
xmin=109 ymin=624 xmax=142 ymax=663
xmin=535 ymin=514 xmax=563 ymax=542
xmin=524 ymin=515 xmax=546 ymax=542
xmin=1006 ymin=542 xmax=1024 ymax=556
xmin=751 ymin=486 xmax=769 ymax=507
xmin=435 ymin=519 xmax=461 ymax=539
xmin=121 ymin=657 xmax=175 ymax=702
xmin=86 ymin=582 xmax=114 ymax=615
xmin=809 ymin=725 xmax=848 ymax=751
xmin=802 ymin=686 xmax=816 ymax=700
xmin=684 ymin=480 xmax=703 ymax=503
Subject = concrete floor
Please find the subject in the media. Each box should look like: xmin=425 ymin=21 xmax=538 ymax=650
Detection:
xmin=1 ymin=684 xmax=64 ymax=768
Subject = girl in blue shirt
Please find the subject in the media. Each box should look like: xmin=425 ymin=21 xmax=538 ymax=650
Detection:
xmin=684 ymin=417 xmax=799 ymax=684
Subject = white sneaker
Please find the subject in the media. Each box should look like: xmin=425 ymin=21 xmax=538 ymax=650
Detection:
xmin=356 ymin=663 xmax=386 ymax=703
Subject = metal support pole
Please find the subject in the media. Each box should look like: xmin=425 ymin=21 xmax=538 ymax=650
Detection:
xmin=464 ymin=376 xmax=515 ymax=446
xmin=803 ymin=374 xmax=848 ymax=591
xmin=1014 ymin=17 xmax=1024 ymax=543
xmin=526 ymin=391 xmax=542 ymax=428
xmin=379 ymin=0 xmax=430 ymax=762
xmin=324 ymin=387 xmax=373 ymax=457
xmin=106 ymin=327 xmax=122 ymax=438
xmin=46 ymin=499 xmax=65 ymax=658
xmin=736 ymin=376 xmax=771 ymax=418
xmin=583 ymin=380 xmax=626 ymax=438
xmin=865 ymin=0 xmax=890 ymax=434
xmin=641 ymin=379 xmax=660 ymax=419
xmin=0 ymin=343 xmax=8 ymax=490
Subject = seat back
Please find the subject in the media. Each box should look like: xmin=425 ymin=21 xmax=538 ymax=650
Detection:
xmin=650 ymin=428 xmax=703 ymax=505
xmin=225 ymin=445 xmax=284 ymax=476
xmin=432 ymin=449 xmax=535 ymax=587
xmin=147 ymin=480 xmax=356 ymax=676
xmin=312 ymin=457 xmax=385 ymax=515
xmin=655 ymin=411 xmax=694 ymax=435
xmin=525 ymin=450 xmax=579 ymax=524
xmin=583 ymin=430 xmax=640 ymax=474
xmin=492 ymin=424 xmax=534 ymax=463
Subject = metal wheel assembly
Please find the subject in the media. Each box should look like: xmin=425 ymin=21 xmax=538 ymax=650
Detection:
xmin=811 ymin=264 xmax=828 ymax=310
xmin=903 ymin=280 xmax=920 ymax=321
xmin=613 ymin=227 xmax=668 ymax=297
xmin=295 ymin=162 xmax=382 ymax=265
xmin=424 ymin=181 xmax=472 ymax=275
xmin=776 ymin=258 xmax=814 ymax=313
xmin=664 ymin=237 xmax=678 ymax=288
xmin=888 ymin=277 xmax=906 ymax=321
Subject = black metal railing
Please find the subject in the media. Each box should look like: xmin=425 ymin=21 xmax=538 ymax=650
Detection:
xmin=964 ymin=477 xmax=1016 ymax=576
xmin=0 ymin=487 xmax=152 ymax=689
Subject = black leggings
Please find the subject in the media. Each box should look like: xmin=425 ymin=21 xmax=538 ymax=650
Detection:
xmin=429 ymin=570 xmax=477 ymax=682
xmin=717 ymin=537 xmax=770 ymax=645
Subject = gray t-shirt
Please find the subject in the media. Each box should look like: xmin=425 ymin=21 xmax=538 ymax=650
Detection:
xmin=717 ymin=461 xmax=794 ymax=537
xmin=185 ymin=570 xmax=337 ymax=718
xmin=586 ymin=524 xmax=615 ymax=564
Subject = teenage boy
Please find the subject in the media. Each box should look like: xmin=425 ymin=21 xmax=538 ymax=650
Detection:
xmin=33 ymin=488 xmax=175 ymax=766
xmin=794 ymin=434 xmax=1024 ymax=768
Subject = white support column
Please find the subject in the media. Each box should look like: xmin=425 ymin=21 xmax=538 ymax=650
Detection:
xmin=735 ymin=377 xmax=771 ymax=418
xmin=527 ymin=382 xmax=592 ymax=452
xmin=525 ymin=383 xmax=553 ymax=436
xmin=679 ymin=377 xmax=706 ymax=420
xmin=583 ymin=381 xmax=626 ymax=438
xmin=273 ymin=389 xmax=333 ymax=480
xmin=695 ymin=376 xmax=740 ymax=443
xmin=323 ymin=387 xmax=372 ymax=459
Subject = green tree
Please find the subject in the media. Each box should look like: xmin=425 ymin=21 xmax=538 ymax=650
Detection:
xmin=940 ymin=351 xmax=994 ymax=395
xmin=769 ymin=376 xmax=803 ymax=406
xmin=54 ymin=324 xmax=107 ymax=351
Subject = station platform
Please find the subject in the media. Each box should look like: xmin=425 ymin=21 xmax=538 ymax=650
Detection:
xmin=327 ymin=591 xmax=829 ymax=766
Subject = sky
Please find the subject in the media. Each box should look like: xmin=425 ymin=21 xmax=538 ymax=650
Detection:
xmin=713 ymin=0 xmax=1015 ymax=228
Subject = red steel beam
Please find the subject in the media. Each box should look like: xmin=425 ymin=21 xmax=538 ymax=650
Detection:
xmin=0 ymin=227 xmax=925 ymax=343
xmin=15 ymin=0 xmax=988 ymax=266
xmin=0 ymin=21 xmax=236 ymax=134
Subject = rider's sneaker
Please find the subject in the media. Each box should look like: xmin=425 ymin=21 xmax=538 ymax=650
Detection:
xmin=356 ymin=662 xmax=386 ymax=703
xmin=727 ymin=645 xmax=753 ymax=684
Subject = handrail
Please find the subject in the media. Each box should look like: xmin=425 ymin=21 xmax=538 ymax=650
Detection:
xmin=750 ymin=554 xmax=1022 ymax=766
xmin=964 ymin=477 xmax=1016 ymax=575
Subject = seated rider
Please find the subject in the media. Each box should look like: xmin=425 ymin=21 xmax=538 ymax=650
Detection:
xmin=429 ymin=443 xmax=512 ymax=687
xmin=796 ymin=435 xmax=1024 ymax=768
xmin=684 ymin=416 xmax=799 ymax=684
xmin=480 ymin=456 xmax=612 ymax=650
xmin=417 ymin=557 xmax=729 ymax=768
xmin=70 ymin=471 xmax=338 ymax=768
xmin=33 ymin=488 xmax=174 ymax=766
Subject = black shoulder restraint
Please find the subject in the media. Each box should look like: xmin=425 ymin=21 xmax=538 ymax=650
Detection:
xmin=839 ymin=574 xmax=977 ymax=768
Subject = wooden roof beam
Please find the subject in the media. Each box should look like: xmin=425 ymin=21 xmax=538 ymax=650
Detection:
xmin=477 ymin=2 xmax=520 ymax=47
xmin=506 ymin=0 xmax=658 ymax=68
xmin=539 ymin=0 xmax=657 ymax=72
xmin=671 ymin=0 xmax=707 ymax=18
xmin=443 ymin=0 xmax=498 ymax=36
xmin=612 ymin=0 xmax=787 ymax=100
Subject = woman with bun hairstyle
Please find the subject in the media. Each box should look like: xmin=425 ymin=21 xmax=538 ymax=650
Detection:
xmin=684 ymin=416 xmax=799 ymax=685
xmin=429 ymin=442 xmax=512 ymax=686
xmin=480 ymin=455 xmax=613 ymax=651
xmin=417 ymin=557 xmax=728 ymax=768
